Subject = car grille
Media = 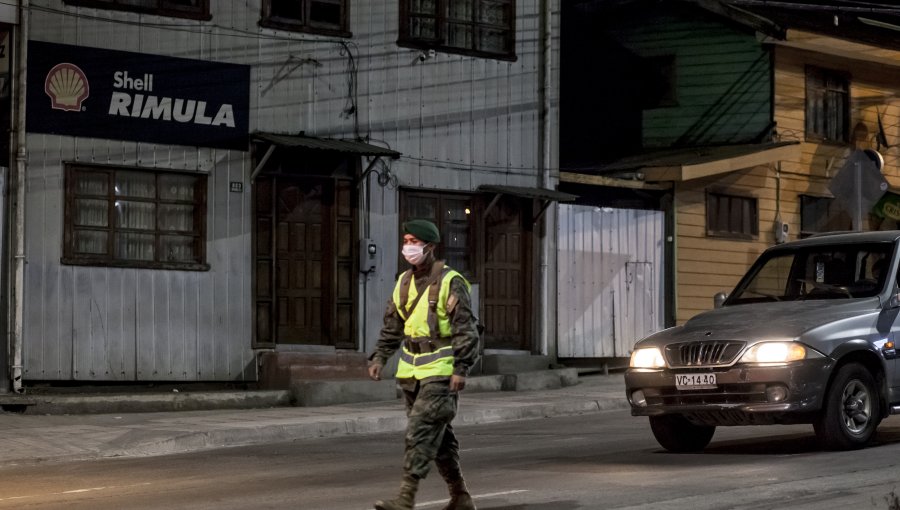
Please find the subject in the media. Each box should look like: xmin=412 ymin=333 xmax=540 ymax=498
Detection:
xmin=644 ymin=383 xmax=768 ymax=406
xmin=665 ymin=341 xmax=745 ymax=367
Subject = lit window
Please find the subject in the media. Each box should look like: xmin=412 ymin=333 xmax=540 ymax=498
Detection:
xmin=63 ymin=165 xmax=209 ymax=270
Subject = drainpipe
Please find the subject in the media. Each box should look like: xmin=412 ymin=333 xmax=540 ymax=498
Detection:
xmin=538 ymin=0 xmax=553 ymax=357
xmin=10 ymin=0 xmax=27 ymax=393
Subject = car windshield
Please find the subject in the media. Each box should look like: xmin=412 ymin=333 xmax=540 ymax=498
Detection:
xmin=726 ymin=242 xmax=895 ymax=305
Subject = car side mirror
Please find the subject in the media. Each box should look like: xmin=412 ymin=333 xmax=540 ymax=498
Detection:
xmin=713 ymin=292 xmax=728 ymax=309
xmin=888 ymin=293 xmax=900 ymax=310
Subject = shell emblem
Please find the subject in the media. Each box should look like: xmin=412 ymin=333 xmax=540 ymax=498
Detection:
xmin=44 ymin=63 xmax=90 ymax=111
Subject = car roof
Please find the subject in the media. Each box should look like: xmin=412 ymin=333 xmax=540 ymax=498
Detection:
xmin=771 ymin=230 xmax=900 ymax=251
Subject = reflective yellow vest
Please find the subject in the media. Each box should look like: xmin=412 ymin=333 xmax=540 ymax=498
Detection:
xmin=392 ymin=262 xmax=470 ymax=380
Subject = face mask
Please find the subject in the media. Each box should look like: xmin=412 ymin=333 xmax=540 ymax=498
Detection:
xmin=402 ymin=244 xmax=426 ymax=265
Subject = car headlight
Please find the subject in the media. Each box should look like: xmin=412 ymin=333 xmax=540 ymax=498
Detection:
xmin=739 ymin=342 xmax=807 ymax=363
xmin=630 ymin=347 xmax=666 ymax=368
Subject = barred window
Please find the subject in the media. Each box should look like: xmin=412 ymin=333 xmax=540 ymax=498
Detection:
xmin=806 ymin=66 xmax=850 ymax=143
xmin=63 ymin=165 xmax=209 ymax=271
xmin=64 ymin=0 xmax=209 ymax=20
xmin=261 ymin=0 xmax=349 ymax=36
xmin=400 ymin=0 xmax=515 ymax=60
xmin=706 ymin=191 xmax=758 ymax=239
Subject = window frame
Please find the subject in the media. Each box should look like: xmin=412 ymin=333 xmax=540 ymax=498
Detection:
xmin=260 ymin=0 xmax=351 ymax=37
xmin=705 ymin=189 xmax=759 ymax=240
xmin=398 ymin=0 xmax=517 ymax=61
xmin=64 ymin=0 xmax=210 ymax=20
xmin=62 ymin=164 xmax=210 ymax=271
xmin=399 ymin=190 xmax=477 ymax=281
xmin=805 ymin=65 xmax=851 ymax=144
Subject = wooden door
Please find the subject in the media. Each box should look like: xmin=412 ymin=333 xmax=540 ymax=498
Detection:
xmin=254 ymin=176 xmax=356 ymax=347
xmin=275 ymin=178 xmax=330 ymax=344
xmin=483 ymin=196 xmax=530 ymax=350
xmin=255 ymin=176 xmax=330 ymax=346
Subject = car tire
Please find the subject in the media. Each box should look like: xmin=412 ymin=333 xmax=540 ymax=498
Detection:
xmin=814 ymin=362 xmax=879 ymax=450
xmin=649 ymin=414 xmax=715 ymax=453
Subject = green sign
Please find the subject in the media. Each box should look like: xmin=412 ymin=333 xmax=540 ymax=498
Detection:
xmin=873 ymin=192 xmax=900 ymax=220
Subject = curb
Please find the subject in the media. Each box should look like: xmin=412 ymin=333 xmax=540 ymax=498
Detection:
xmin=97 ymin=395 xmax=630 ymax=462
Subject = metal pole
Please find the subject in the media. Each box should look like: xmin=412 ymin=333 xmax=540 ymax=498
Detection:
xmin=10 ymin=2 xmax=27 ymax=393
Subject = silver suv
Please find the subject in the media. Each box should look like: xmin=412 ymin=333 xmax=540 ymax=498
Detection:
xmin=625 ymin=231 xmax=900 ymax=452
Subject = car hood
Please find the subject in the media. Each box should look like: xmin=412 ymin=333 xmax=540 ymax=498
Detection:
xmin=640 ymin=298 xmax=882 ymax=346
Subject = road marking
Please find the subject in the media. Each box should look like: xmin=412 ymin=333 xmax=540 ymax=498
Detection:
xmin=417 ymin=489 xmax=529 ymax=507
xmin=0 ymin=482 xmax=152 ymax=502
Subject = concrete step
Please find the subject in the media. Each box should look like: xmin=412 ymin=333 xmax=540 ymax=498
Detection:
xmin=11 ymin=390 xmax=292 ymax=415
xmin=290 ymin=368 xmax=580 ymax=406
xmin=259 ymin=351 xmax=369 ymax=389
xmin=479 ymin=353 xmax=552 ymax=375
xmin=465 ymin=368 xmax=579 ymax=392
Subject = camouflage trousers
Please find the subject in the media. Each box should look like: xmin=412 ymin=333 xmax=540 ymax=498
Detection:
xmin=401 ymin=380 xmax=462 ymax=481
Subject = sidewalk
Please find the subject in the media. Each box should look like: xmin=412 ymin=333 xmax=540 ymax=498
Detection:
xmin=0 ymin=374 xmax=627 ymax=466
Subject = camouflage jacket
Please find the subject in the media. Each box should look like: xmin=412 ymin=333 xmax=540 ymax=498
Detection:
xmin=369 ymin=260 xmax=480 ymax=385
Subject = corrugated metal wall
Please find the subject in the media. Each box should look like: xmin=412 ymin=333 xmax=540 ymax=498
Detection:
xmin=557 ymin=205 xmax=664 ymax=358
xmin=24 ymin=1 xmax=559 ymax=380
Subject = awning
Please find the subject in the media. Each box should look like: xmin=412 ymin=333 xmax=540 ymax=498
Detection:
xmin=252 ymin=132 xmax=401 ymax=159
xmin=251 ymin=132 xmax=401 ymax=181
xmin=477 ymin=184 xmax=577 ymax=223
xmin=478 ymin=184 xmax=577 ymax=202
xmin=592 ymin=141 xmax=801 ymax=182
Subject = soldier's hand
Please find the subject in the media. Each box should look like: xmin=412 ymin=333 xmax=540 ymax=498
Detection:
xmin=450 ymin=374 xmax=466 ymax=392
xmin=368 ymin=363 xmax=383 ymax=381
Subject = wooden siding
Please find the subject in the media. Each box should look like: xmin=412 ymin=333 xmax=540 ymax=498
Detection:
xmin=674 ymin=166 xmax=771 ymax=323
xmin=603 ymin=9 xmax=772 ymax=148
xmin=25 ymin=0 xmax=559 ymax=380
xmin=674 ymin=45 xmax=900 ymax=325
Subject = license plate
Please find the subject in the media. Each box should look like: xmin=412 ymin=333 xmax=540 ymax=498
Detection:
xmin=675 ymin=373 xmax=717 ymax=390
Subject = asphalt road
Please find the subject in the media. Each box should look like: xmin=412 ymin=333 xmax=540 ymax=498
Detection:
xmin=5 ymin=410 xmax=900 ymax=509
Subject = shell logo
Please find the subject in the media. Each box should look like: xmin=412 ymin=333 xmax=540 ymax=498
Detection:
xmin=45 ymin=63 xmax=90 ymax=111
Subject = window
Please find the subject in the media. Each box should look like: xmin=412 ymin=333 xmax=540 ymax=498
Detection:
xmin=806 ymin=66 xmax=850 ymax=143
xmin=401 ymin=191 xmax=475 ymax=279
xmin=261 ymin=0 xmax=349 ymax=36
xmin=800 ymin=195 xmax=852 ymax=237
xmin=641 ymin=55 xmax=677 ymax=109
xmin=706 ymin=191 xmax=758 ymax=239
xmin=399 ymin=0 xmax=515 ymax=60
xmin=64 ymin=0 xmax=209 ymax=19
xmin=63 ymin=165 xmax=209 ymax=270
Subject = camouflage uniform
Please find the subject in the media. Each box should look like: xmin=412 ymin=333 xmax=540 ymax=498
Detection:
xmin=369 ymin=261 xmax=480 ymax=481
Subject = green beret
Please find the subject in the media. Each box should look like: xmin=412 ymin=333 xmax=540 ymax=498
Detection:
xmin=403 ymin=219 xmax=441 ymax=243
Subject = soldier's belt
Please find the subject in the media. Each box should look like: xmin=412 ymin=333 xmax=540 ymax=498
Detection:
xmin=403 ymin=337 xmax=451 ymax=354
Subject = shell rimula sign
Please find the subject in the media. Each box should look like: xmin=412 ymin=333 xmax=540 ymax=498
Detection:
xmin=45 ymin=63 xmax=90 ymax=112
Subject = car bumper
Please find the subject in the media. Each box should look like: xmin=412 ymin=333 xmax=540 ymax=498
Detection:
xmin=624 ymin=359 xmax=833 ymax=425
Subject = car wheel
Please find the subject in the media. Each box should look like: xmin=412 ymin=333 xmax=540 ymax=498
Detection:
xmin=648 ymin=414 xmax=715 ymax=453
xmin=814 ymin=362 xmax=879 ymax=450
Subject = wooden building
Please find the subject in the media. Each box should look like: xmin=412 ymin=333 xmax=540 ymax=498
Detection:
xmin=3 ymin=0 xmax=565 ymax=388
xmin=559 ymin=0 xmax=900 ymax=365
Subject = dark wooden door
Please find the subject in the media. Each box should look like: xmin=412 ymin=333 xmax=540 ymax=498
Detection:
xmin=483 ymin=197 xmax=530 ymax=350
xmin=275 ymin=178 xmax=330 ymax=344
xmin=254 ymin=176 xmax=356 ymax=347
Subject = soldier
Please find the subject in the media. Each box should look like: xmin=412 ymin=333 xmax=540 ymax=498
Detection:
xmin=368 ymin=219 xmax=481 ymax=510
